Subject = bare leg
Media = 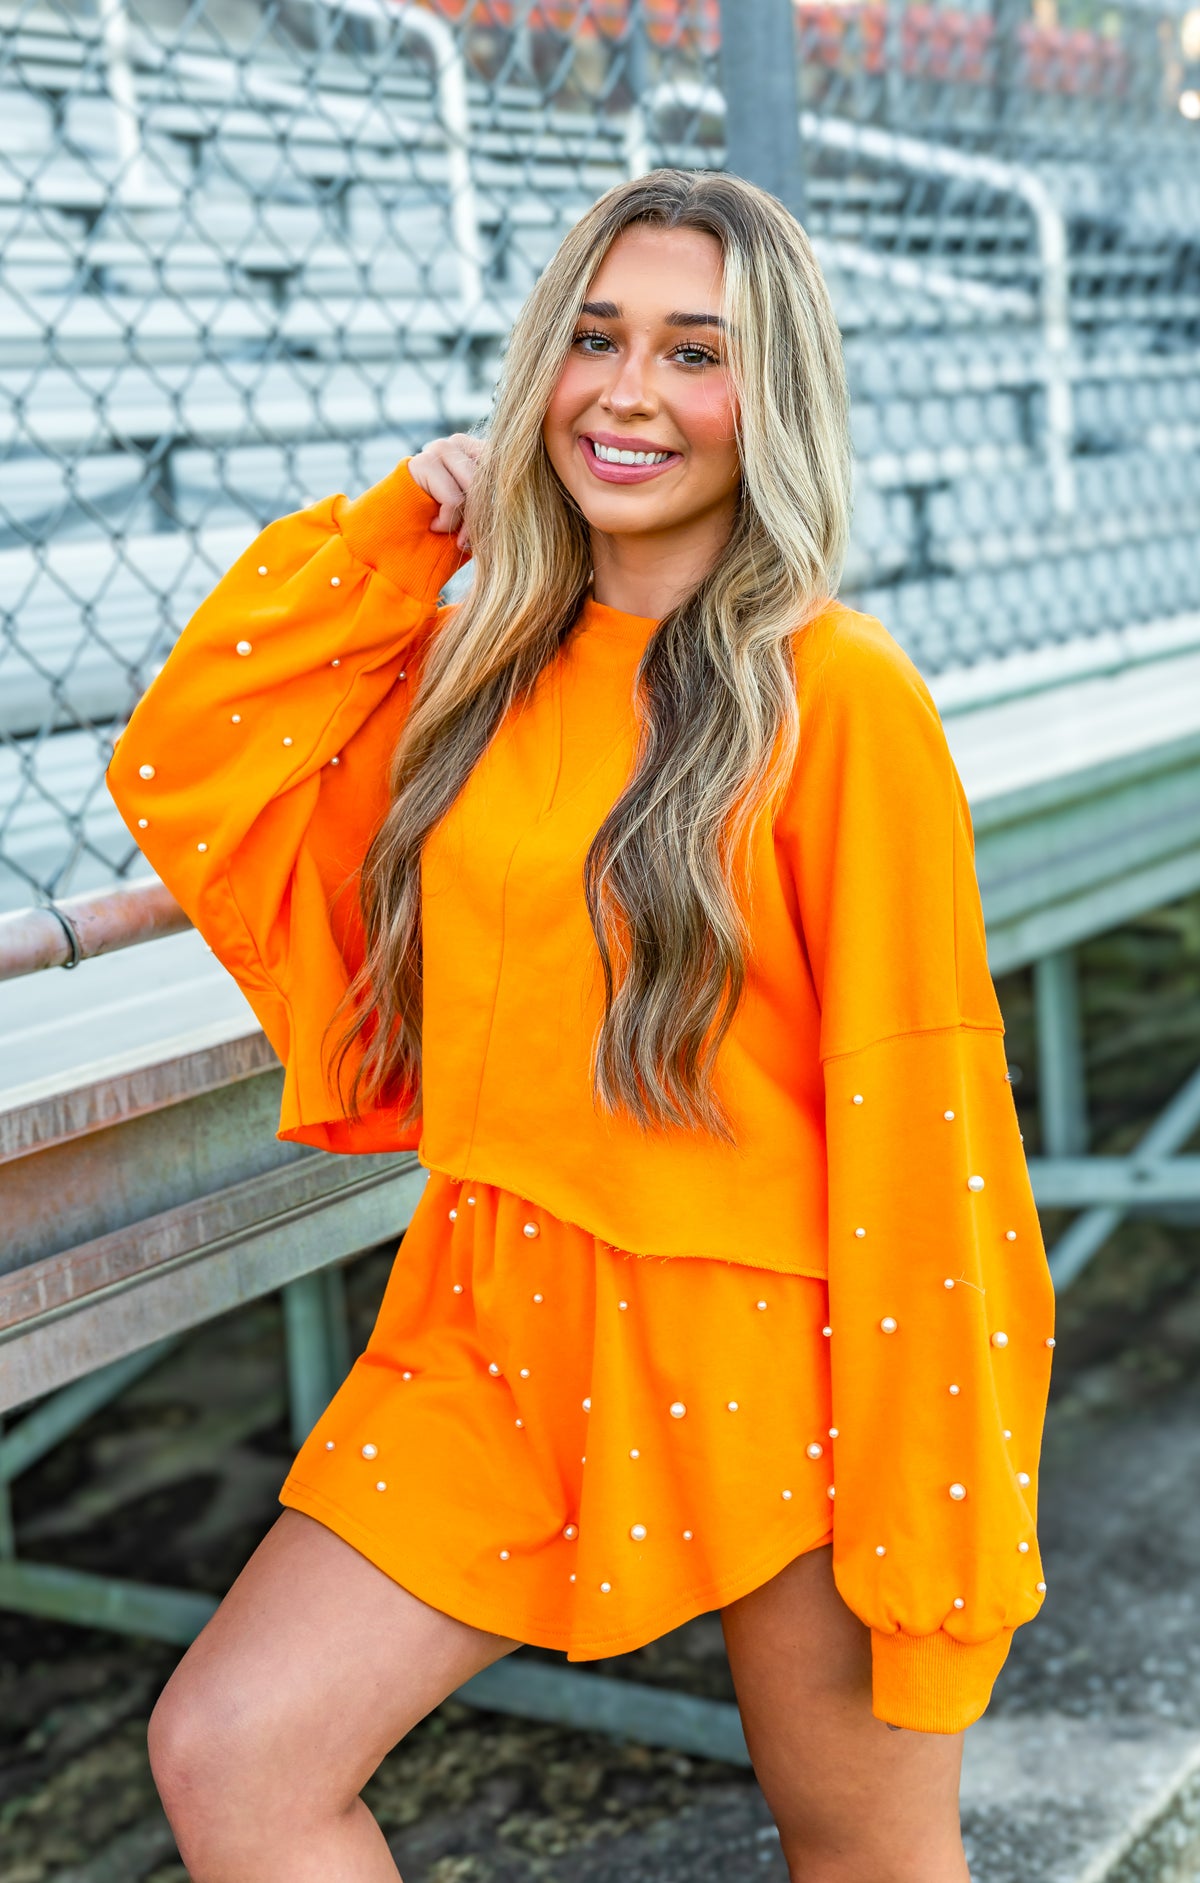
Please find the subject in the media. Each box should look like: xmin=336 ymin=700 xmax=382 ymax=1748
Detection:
xmin=722 ymin=1546 xmax=970 ymax=1883
xmin=148 ymin=1510 xmax=521 ymax=1882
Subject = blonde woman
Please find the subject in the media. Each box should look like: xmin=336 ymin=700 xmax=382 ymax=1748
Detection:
xmin=109 ymin=168 xmax=1054 ymax=1882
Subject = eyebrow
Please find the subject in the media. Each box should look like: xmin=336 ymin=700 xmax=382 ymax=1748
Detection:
xmin=579 ymin=300 xmax=727 ymax=331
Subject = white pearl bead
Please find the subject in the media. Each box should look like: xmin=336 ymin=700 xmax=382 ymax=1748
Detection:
xmin=822 ymin=1325 xmax=832 ymax=1338
xmin=953 ymin=1597 xmax=965 ymax=1609
xmin=669 ymin=1401 xmax=686 ymax=1418
xmin=466 ymin=1196 xmax=475 ymax=1205
xmin=453 ymin=1283 xmax=463 ymax=1294
xmin=569 ymin=1572 xmax=576 ymax=1582
xmin=583 ymin=1396 xmax=592 ymax=1411
xmin=196 ymin=841 xmax=207 ymax=853
xmin=282 ymin=736 xmax=293 ymax=747
xmin=1003 ymin=1429 xmax=1012 ymax=1440
xmin=854 ymin=1227 xmax=866 ymax=1239
xmin=827 ymin=1485 xmax=836 ymax=1499
xmin=137 ymin=817 xmax=148 ymax=828
xmin=1018 ymin=1541 xmax=1029 ymax=1553
xmin=1045 ymin=1336 xmax=1056 ymax=1348
xmin=236 ymin=640 xmax=252 ymax=656
xmin=563 ymin=1524 xmax=578 ymax=1540
xmin=330 ymin=575 xmax=340 ymax=587
xmin=944 ymin=1278 xmax=955 ymax=1289
xmin=949 ymin=1383 xmax=960 ymax=1395
xmin=629 ymin=1448 xmax=639 ymax=1459
xmin=1036 ymin=1581 xmax=1047 ymax=1593
xmin=852 ymin=1093 xmax=864 ymax=1104
xmin=231 ymin=713 xmax=241 ymax=724
xmin=683 ymin=1528 xmax=695 ymax=1540
xmin=361 ymin=1443 xmax=378 ymax=1459
xmin=257 ymin=565 xmax=268 ymax=575
xmin=880 ymin=1316 xmax=897 ymax=1333
xmin=967 ymin=1174 xmax=985 ymax=1191
xmin=781 ymin=1489 xmax=793 ymax=1500
xmin=1016 ymin=1471 xmax=1030 ymax=1486
xmin=488 ymin=1362 xmax=501 ymax=1376
xmin=324 ymin=1439 xmax=335 ymax=1450
xmin=399 ymin=669 xmax=406 ymax=680
xmin=600 ymin=1581 xmax=612 ymax=1593
xmin=944 ymin=1110 xmax=955 ymax=1121
xmin=331 ymin=657 xmax=340 ymax=666
xmin=949 ymin=1482 xmax=967 ymax=1500
xmin=756 ymin=1300 xmax=767 ymax=1311
xmin=138 ymin=763 xmax=155 ymax=779
xmin=992 ymin=1330 xmax=1009 ymax=1348
xmin=829 ymin=1427 xmax=839 ymax=1439
xmin=515 ymin=1418 xmax=523 ymax=1428
xmin=533 ymin=1292 xmax=544 ymax=1303
xmin=375 ymin=1480 xmax=387 ymax=1492
xmin=806 ymin=1442 xmax=824 ymax=1459
xmin=618 ymin=1300 xmax=628 ymax=1311
xmin=725 ymin=1400 xmax=739 ymax=1413
xmin=875 ymin=1545 xmax=886 ymax=1556
xmin=448 ymin=1207 xmax=457 ymax=1221
xmin=402 ymin=1370 xmax=412 ymax=1381
xmin=519 ymin=1367 xmax=530 ymax=1379
xmin=1006 ymin=1230 xmax=1017 ymax=1241
xmin=523 ymin=1222 xmax=539 ymax=1239
xmin=630 ymin=1524 xmax=647 ymax=1541
xmin=499 ymin=1549 xmax=510 ymax=1561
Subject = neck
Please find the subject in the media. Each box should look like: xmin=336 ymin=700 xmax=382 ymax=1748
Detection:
xmin=588 ymin=501 xmax=736 ymax=618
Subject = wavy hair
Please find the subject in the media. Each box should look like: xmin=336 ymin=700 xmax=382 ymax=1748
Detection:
xmin=337 ymin=167 xmax=851 ymax=1139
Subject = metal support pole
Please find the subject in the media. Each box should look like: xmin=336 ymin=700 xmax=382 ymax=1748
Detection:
xmin=717 ymin=0 xmax=805 ymax=220
xmin=0 ymin=1424 xmax=15 ymax=1560
xmin=1034 ymin=948 xmax=1089 ymax=1159
xmin=283 ymin=1271 xmax=348 ymax=1448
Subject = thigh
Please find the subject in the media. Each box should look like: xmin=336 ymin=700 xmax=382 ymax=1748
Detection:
xmin=721 ymin=1545 xmax=966 ymax=1877
xmin=151 ymin=1509 xmax=521 ymax=1815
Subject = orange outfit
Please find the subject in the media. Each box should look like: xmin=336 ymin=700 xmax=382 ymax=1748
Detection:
xmin=108 ymin=457 xmax=1054 ymax=1733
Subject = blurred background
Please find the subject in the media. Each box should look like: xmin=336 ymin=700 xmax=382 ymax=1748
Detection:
xmin=2 ymin=3 xmax=1200 ymax=1880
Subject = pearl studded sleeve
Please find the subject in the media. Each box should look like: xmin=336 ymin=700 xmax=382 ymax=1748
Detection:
xmin=107 ymin=459 xmax=468 ymax=1147
xmin=783 ymin=608 xmax=1055 ymax=1735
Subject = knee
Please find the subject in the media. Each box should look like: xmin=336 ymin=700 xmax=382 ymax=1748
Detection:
xmin=147 ymin=1659 xmax=276 ymax=1875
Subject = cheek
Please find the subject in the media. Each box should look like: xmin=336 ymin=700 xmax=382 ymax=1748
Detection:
xmin=544 ymin=358 xmax=591 ymax=436
xmin=675 ymin=380 xmax=739 ymax=457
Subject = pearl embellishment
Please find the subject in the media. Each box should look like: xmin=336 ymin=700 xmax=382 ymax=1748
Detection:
xmin=231 ymin=713 xmax=241 ymax=724
xmin=618 ymin=1300 xmax=628 ymax=1311
xmin=852 ymin=1093 xmax=864 ymax=1104
xmin=137 ymin=817 xmax=148 ymax=828
xmin=992 ymin=1330 xmax=1009 ymax=1348
xmin=324 ymin=1439 xmax=334 ymax=1450
xmin=944 ymin=1110 xmax=955 ymax=1121
xmin=533 ymin=1292 xmax=544 ymax=1303
xmin=1036 ymin=1581 xmax=1047 ymax=1593
xmin=1006 ymin=1230 xmax=1017 ymax=1241
xmin=236 ymin=640 xmax=252 ymax=656
xmin=967 ymin=1174 xmax=985 ymax=1191
xmin=375 ymin=1480 xmax=387 ymax=1492
xmin=563 ymin=1524 xmax=578 ymax=1540
xmin=520 ymin=1367 xmax=530 ymax=1379
xmin=630 ymin=1524 xmax=647 ymax=1541
xmin=361 ymin=1443 xmax=378 ymax=1459
xmin=756 ymin=1300 xmax=767 ymax=1311
xmin=600 ymin=1581 xmax=612 ymax=1593
xmin=257 ymin=565 xmax=268 ymax=575
xmin=875 ymin=1545 xmax=886 ymax=1556
xmin=1045 ymin=1336 xmax=1056 ymax=1348
xmin=138 ymin=763 xmax=155 ymax=779
xmin=583 ymin=1396 xmax=592 ymax=1411
xmin=523 ymin=1222 xmax=539 ymax=1239
xmin=1018 ymin=1541 xmax=1029 ymax=1553
xmin=949 ymin=1482 xmax=967 ymax=1500
xmin=949 ymin=1383 xmax=960 ymax=1395
xmin=448 ymin=1208 xmax=457 ymax=1221
xmin=196 ymin=841 xmax=207 ymax=853
xmin=944 ymin=1278 xmax=955 ymax=1289
xmin=500 ymin=1549 xmax=510 ymax=1560
xmin=854 ymin=1227 xmax=866 ymax=1239
xmin=669 ymin=1401 xmax=686 ymax=1418
xmin=330 ymin=575 xmax=340 ymax=587
xmin=488 ymin=1362 xmax=501 ymax=1376
xmin=807 ymin=1442 xmax=824 ymax=1459
xmin=953 ymin=1597 xmax=965 ymax=1609
xmin=282 ymin=736 xmax=293 ymax=747
xmin=782 ymin=1489 xmax=793 ymax=1500
xmin=1016 ymin=1471 xmax=1031 ymax=1486
xmin=453 ymin=1282 xmax=463 ymax=1294
xmin=880 ymin=1316 xmax=898 ymax=1333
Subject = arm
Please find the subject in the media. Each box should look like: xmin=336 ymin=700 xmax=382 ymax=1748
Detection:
xmin=107 ymin=457 xmax=468 ymax=1148
xmin=783 ymin=608 xmax=1055 ymax=1735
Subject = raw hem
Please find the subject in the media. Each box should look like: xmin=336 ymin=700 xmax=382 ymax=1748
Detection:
xmin=280 ymin=1476 xmax=833 ymax=1660
xmin=419 ymin=1160 xmax=830 ymax=1282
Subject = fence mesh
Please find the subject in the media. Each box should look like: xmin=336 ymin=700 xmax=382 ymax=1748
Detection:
xmin=0 ymin=0 xmax=1197 ymax=911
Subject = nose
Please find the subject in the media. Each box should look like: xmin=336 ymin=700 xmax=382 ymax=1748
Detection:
xmin=601 ymin=344 xmax=657 ymax=420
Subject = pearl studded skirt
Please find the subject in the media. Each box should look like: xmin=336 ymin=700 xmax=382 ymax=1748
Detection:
xmin=279 ymin=1169 xmax=835 ymax=1659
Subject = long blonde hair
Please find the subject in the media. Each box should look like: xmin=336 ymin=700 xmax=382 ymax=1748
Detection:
xmin=338 ymin=168 xmax=851 ymax=1139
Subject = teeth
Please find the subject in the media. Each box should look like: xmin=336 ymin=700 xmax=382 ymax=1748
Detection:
xmin=591 ymin=441 xmax=672 ymax=465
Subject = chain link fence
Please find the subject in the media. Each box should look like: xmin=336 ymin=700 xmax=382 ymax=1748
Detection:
xmin=1 ymin=0 xmax=1197 ymax=911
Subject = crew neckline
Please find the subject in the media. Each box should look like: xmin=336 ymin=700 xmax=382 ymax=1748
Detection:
xmin=577 ymin=592 xmax=661 ymax=645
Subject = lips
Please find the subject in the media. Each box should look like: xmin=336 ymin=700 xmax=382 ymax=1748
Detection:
xmin=578 ymin=435 xmax=682 ymax=486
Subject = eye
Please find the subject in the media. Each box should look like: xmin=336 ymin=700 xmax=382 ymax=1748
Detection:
xmin=570 ymin=329 xmax=720 ymax=368
xmin=673 ymin=342 xmax=719 ymax=366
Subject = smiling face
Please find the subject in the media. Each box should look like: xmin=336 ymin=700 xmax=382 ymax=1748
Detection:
xmin=541 ymin=223 xmax=741 ymax=608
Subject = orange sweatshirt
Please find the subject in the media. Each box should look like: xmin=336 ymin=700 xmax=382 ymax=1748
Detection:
xmin=108 ymin=458 xmax=1054 ymax=1732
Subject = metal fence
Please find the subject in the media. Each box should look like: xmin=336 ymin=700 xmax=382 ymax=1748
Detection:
xmin=1 ymin=0 xmax=1198 ymax=912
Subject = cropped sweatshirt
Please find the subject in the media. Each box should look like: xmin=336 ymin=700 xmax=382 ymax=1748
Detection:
xmin=108 ymin=457 xmax=1055 ymax=1733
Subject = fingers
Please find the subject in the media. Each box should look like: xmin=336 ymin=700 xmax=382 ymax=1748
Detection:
xmin=409 ymin=434 xmax=483 ymax=538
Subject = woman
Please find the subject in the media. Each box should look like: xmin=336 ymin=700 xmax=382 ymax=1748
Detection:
xmin=109 ymin=168 xmax=1053 ymax=1882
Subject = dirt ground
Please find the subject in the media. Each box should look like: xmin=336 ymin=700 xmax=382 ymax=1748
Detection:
xmin=2 ymin=894 xmax=1199 ymax=1882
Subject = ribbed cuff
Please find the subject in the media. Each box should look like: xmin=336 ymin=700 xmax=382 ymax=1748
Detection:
xmin=870 ymin=1626 xmax=1014 ymax=1735
xmin=337 ymin=457 xmax=469 ymax=600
